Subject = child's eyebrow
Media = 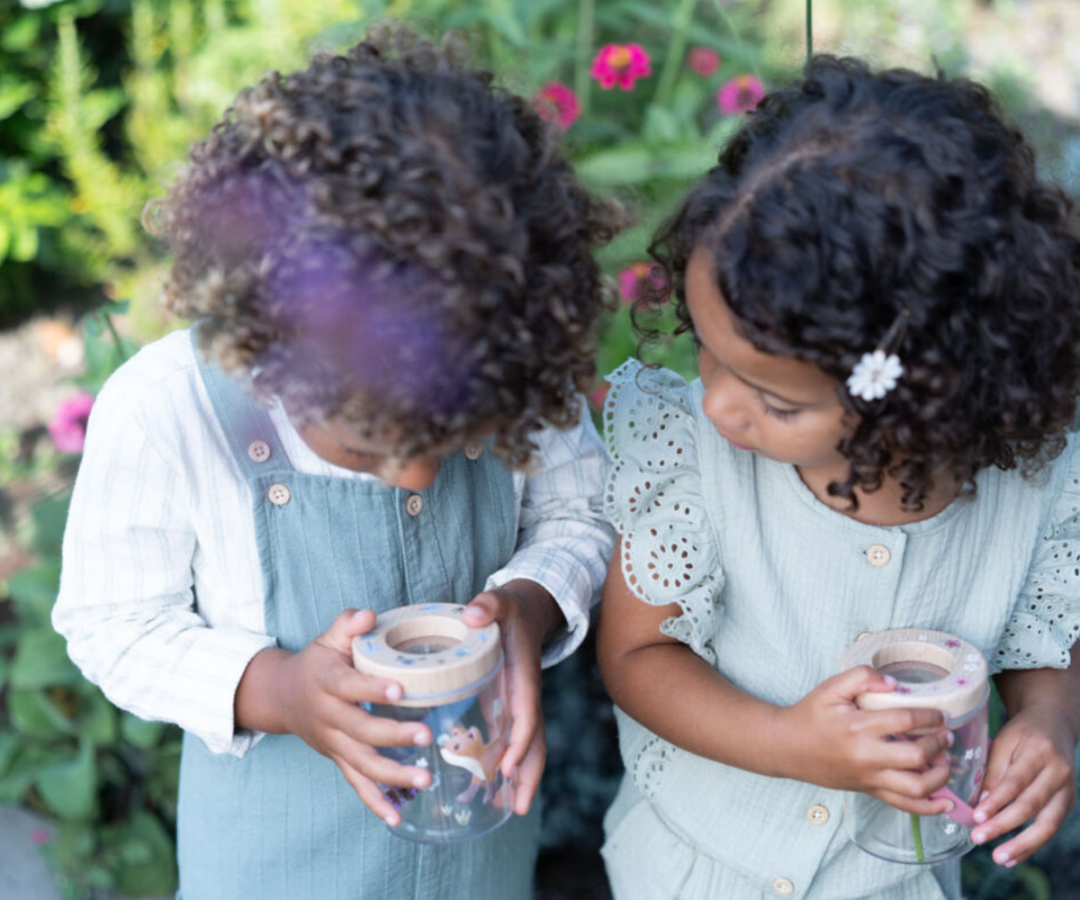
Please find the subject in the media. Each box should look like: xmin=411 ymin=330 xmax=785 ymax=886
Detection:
xmin=731 ymin=371 xmax=822 ymax=408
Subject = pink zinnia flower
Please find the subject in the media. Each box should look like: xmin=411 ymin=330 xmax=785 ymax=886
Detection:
xmin=31 ymin=828 xmax=50 ymax=845
xmin=534 ymin=83 xmax=581 ymax=131
xmin=590 ymin=382 xmax=610 ymax=410
xmin=618 ymin=262 xmax=666 ymax=303
xmin=688 ymin=47 xmax=720 ymax=76
xmin=48 ymin=390 xmax=95 ymax=454
xmin=590 ymin=44 xmax=652 ymax=91
xmin=717 ymin=74 xmax=766 ymax=114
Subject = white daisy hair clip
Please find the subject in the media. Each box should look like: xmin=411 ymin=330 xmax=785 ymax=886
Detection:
xmin=846 ymin=309 xmax=911 ymax=403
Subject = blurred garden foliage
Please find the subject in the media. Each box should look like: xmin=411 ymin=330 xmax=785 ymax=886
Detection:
xmin=2 ymin=0 xmax=1080 ymax=897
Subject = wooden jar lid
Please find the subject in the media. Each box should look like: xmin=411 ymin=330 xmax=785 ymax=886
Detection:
xmin=840 ymin=628 xmax=989 ymax=723
xmin=352 ymin=603 xmax=502 ymax=708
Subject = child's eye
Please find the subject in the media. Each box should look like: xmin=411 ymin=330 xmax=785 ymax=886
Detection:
xmin=759 ymin=394 xmax=800 ymax=420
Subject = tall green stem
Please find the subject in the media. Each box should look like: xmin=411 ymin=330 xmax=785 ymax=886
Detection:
xmin=806 ymin=0 xmax=813 ymax=61
xmin=653 ymin=0 xmax=697 ymax=108
xmin=574 ymin=0 xmax=595 ymax=114
xmin=99 ymin=310 xmax=128 ymax=365
xmin=910 ymin=813 xmax=925 ymax=863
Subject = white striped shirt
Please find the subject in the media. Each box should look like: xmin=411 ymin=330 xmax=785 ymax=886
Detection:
xmin=53 ymin=329 xmax=613 ymax=757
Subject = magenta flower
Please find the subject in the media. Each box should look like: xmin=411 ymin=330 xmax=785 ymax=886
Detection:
xmin=944 ymin=639 xmax=961 ymax=649
xmin=618 ymin=262 xmax=666 ymax=303
xmin=717 ymin=74 xmax=766 ymax=115
xmin=688 ymin=47 xmax=720 ymax=76
xmin=534 ymin=83 xmax=582 ymax=131
xmin=590 ymin=44 xmax=652 ymax=91
xmin=48 ymin=390 xmax=95 ymax=454
xmin=895 ymin=685 xmax=912 ymax=695
xmin=30 ymin=828 xmax=50 ymax=845
xmin=590 ymin=382 xmax=610 ymax=410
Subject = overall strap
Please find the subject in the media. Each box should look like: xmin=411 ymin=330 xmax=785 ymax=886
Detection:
xmin=190 ymin=325 xmax=292 ymax=479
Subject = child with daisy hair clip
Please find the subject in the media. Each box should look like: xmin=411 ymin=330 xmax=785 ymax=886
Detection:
xmin=597 ymin=55 xmax=1080 ymax=899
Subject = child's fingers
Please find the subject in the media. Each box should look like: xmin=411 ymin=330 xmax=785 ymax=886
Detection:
xmin=971 ymin=766 xmax=1067 ymax=847
xmin=873 ymin=753 xmax=953 ymax=804
xmin=871 ymin=787 xmax=956 ymax=817
xmin=341 ymin=705 xmax=431 ymax=749
xmin=334 ymin=757 xmax=404 ymax=827
xmin=973 ymin=736 xmax=1020 ymax=824
xmin=865 ymin=706 xmax=947 ymax=739
xmin=326 ymin=667 xmax=406 ymax=706
xmin=972 ymin=750 xmax=1045 ymax=831
xmin=317 ymin=608 xmax=378 ymax=655
xmin=511 ymin=731 xmax=548 ymax=816
xmin=983 ymin=790 xmax=1074 ymax=867
xmin=825 ymin=665 xmax=897 ymax=702
xmin=334 ymin=741 xmax=432 ymax=792
xmin=878 ymin=730 xmax=954 ymax=770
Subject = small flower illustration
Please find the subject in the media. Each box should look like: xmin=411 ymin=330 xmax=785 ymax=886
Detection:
xmin=956 ymin=677 xmax=969 ymax=686
xmin=534 ymin=82 xmax=581 ymax=130
xmin=48 ymin=390 xmax=95 ymax=454
xmin=454 ymin=808 xmax=473 ymax=826
xmin=440 ymin=804 xmax=454 ymax=817
xmin=716 ymin=74 xmax=765 ymax=114
xmin=846 ymin=350 xmax=904 ymax=401
xmin=687 ymin=47 xmax=720 ymax=76
xmin=944 ymin=639 xmax=961 ymax=649
xmin=895 ymin=686 xmax=912 ymax=694
xmin=591 ymin=44 xmax=652 ymax=91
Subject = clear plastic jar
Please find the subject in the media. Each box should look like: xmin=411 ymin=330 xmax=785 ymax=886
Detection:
xmin=840 ymin=629 xmax=990 ymax=865
xmin=353 ymin=603 xmax=514 ymax=844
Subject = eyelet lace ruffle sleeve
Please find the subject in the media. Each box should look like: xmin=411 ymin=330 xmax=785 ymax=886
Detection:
xmin=603 ymin=359 xmax=724 ymax=665
xmin=992 ymin=445 xmax=1080 ymax=673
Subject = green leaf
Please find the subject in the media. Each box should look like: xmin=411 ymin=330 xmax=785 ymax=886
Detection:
xmin=0 ymin=82 xmax=37 ymax=122
xmin=120 ymin=713 xmax=164 ymax=750
xmin=6 ymin=561 xmax=61 ymax=626
xmin=576 ymin=145 xmax=652 ymax=187
xmin=1013 ymin=863 xmax=1052 ymax=900
xmin=11 ymin=628 xmax=82 ymax=690
xmin=643 ymin=105 xmax=683 ymax=145
xmin=1 ymin=15 xmax=41 ymax=52
xmin=8 ymin=688 xmax=72 ymax=739
xmin=75 ymin=687 xmax=117 ymax=746
xmin=111 ymin=812 xmax=177 ymax=897
xmin=0 ymin=732 xmax=19 ymax=778
xmin=0 ymin=743 xmax=70 ymax=804
xmin=29 ymin=494 xmax=71 ymax=557
xmin=36 ymin=740 xmax=97 ymax=821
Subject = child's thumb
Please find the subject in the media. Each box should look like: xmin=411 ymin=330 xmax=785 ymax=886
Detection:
xmin=320 ymin=608 xmax=378 ymax=655
xmin=828 ymin=665 xmax=897 ymax=703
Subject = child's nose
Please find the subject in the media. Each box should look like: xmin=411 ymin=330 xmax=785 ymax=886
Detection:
xmin=702 ymin=374 xmax=752 ymax=434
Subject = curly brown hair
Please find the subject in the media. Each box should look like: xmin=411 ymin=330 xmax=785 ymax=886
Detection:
xmin=147 ymin=25 xmax=624 ymax=465
xmin=643 ymin=56 xmax=1080 ymax=509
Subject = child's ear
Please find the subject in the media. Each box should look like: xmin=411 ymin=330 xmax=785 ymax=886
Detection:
xmin=468 ymin=726 xmax=481 ymax=741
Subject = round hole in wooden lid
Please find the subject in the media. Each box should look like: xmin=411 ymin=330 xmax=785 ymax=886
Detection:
xmin=352 ymin=603 xmax=502 ymax=707
xmin=839 ymin=628 xmax=989 ymax=724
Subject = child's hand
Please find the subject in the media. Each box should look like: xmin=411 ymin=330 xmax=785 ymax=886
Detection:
xmin=778 ymin=666 xmax=955 ymax=815
xmin=462 ymin=581 xmax=558 ymax=816
xmin=969 ymin=705 xmax=1077 ymax=866
xmin=272 ymin=609 xmax=435 ymax=826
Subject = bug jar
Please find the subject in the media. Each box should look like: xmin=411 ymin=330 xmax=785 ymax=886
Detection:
xmin=839 ymin=628 xmax=990 ymax=865
xmin=352 ymin=602 xmax=514 ymax=843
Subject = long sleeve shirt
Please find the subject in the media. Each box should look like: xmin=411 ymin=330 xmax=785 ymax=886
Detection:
xmin=53 ymin=329 xmax=614 ymax=756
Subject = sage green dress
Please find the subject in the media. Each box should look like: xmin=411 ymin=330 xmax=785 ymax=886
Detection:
xmin=601 ymin=360 xmax=1080 ymax=900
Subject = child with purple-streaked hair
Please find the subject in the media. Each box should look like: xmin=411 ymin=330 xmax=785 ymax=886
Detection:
xmin=54 ymin=24 xmax=623 ymax=900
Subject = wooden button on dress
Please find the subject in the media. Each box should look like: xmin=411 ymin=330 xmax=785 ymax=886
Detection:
xmin=464 ymin=442 xmax=484 ymax=461
xmin=268 ymin=484 xmax=291 ymax=506
xmin=772 ymin=877 xmax=795 ymax=895
xmin=406 ymin=494 xmax=424 ymax=516
xmin=248 ymin=440 xmax=271 ymax=463
xmin=866 ymin=544 xmax=891 ymax=567
xmin=807 ymin=804 xmax=829 ymax=825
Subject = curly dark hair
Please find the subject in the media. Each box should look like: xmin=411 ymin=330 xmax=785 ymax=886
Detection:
xmin=147 ymin=24 xmax=624 ymax=465
xmin=644 ymin=55 xmax=1080 ymax=509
